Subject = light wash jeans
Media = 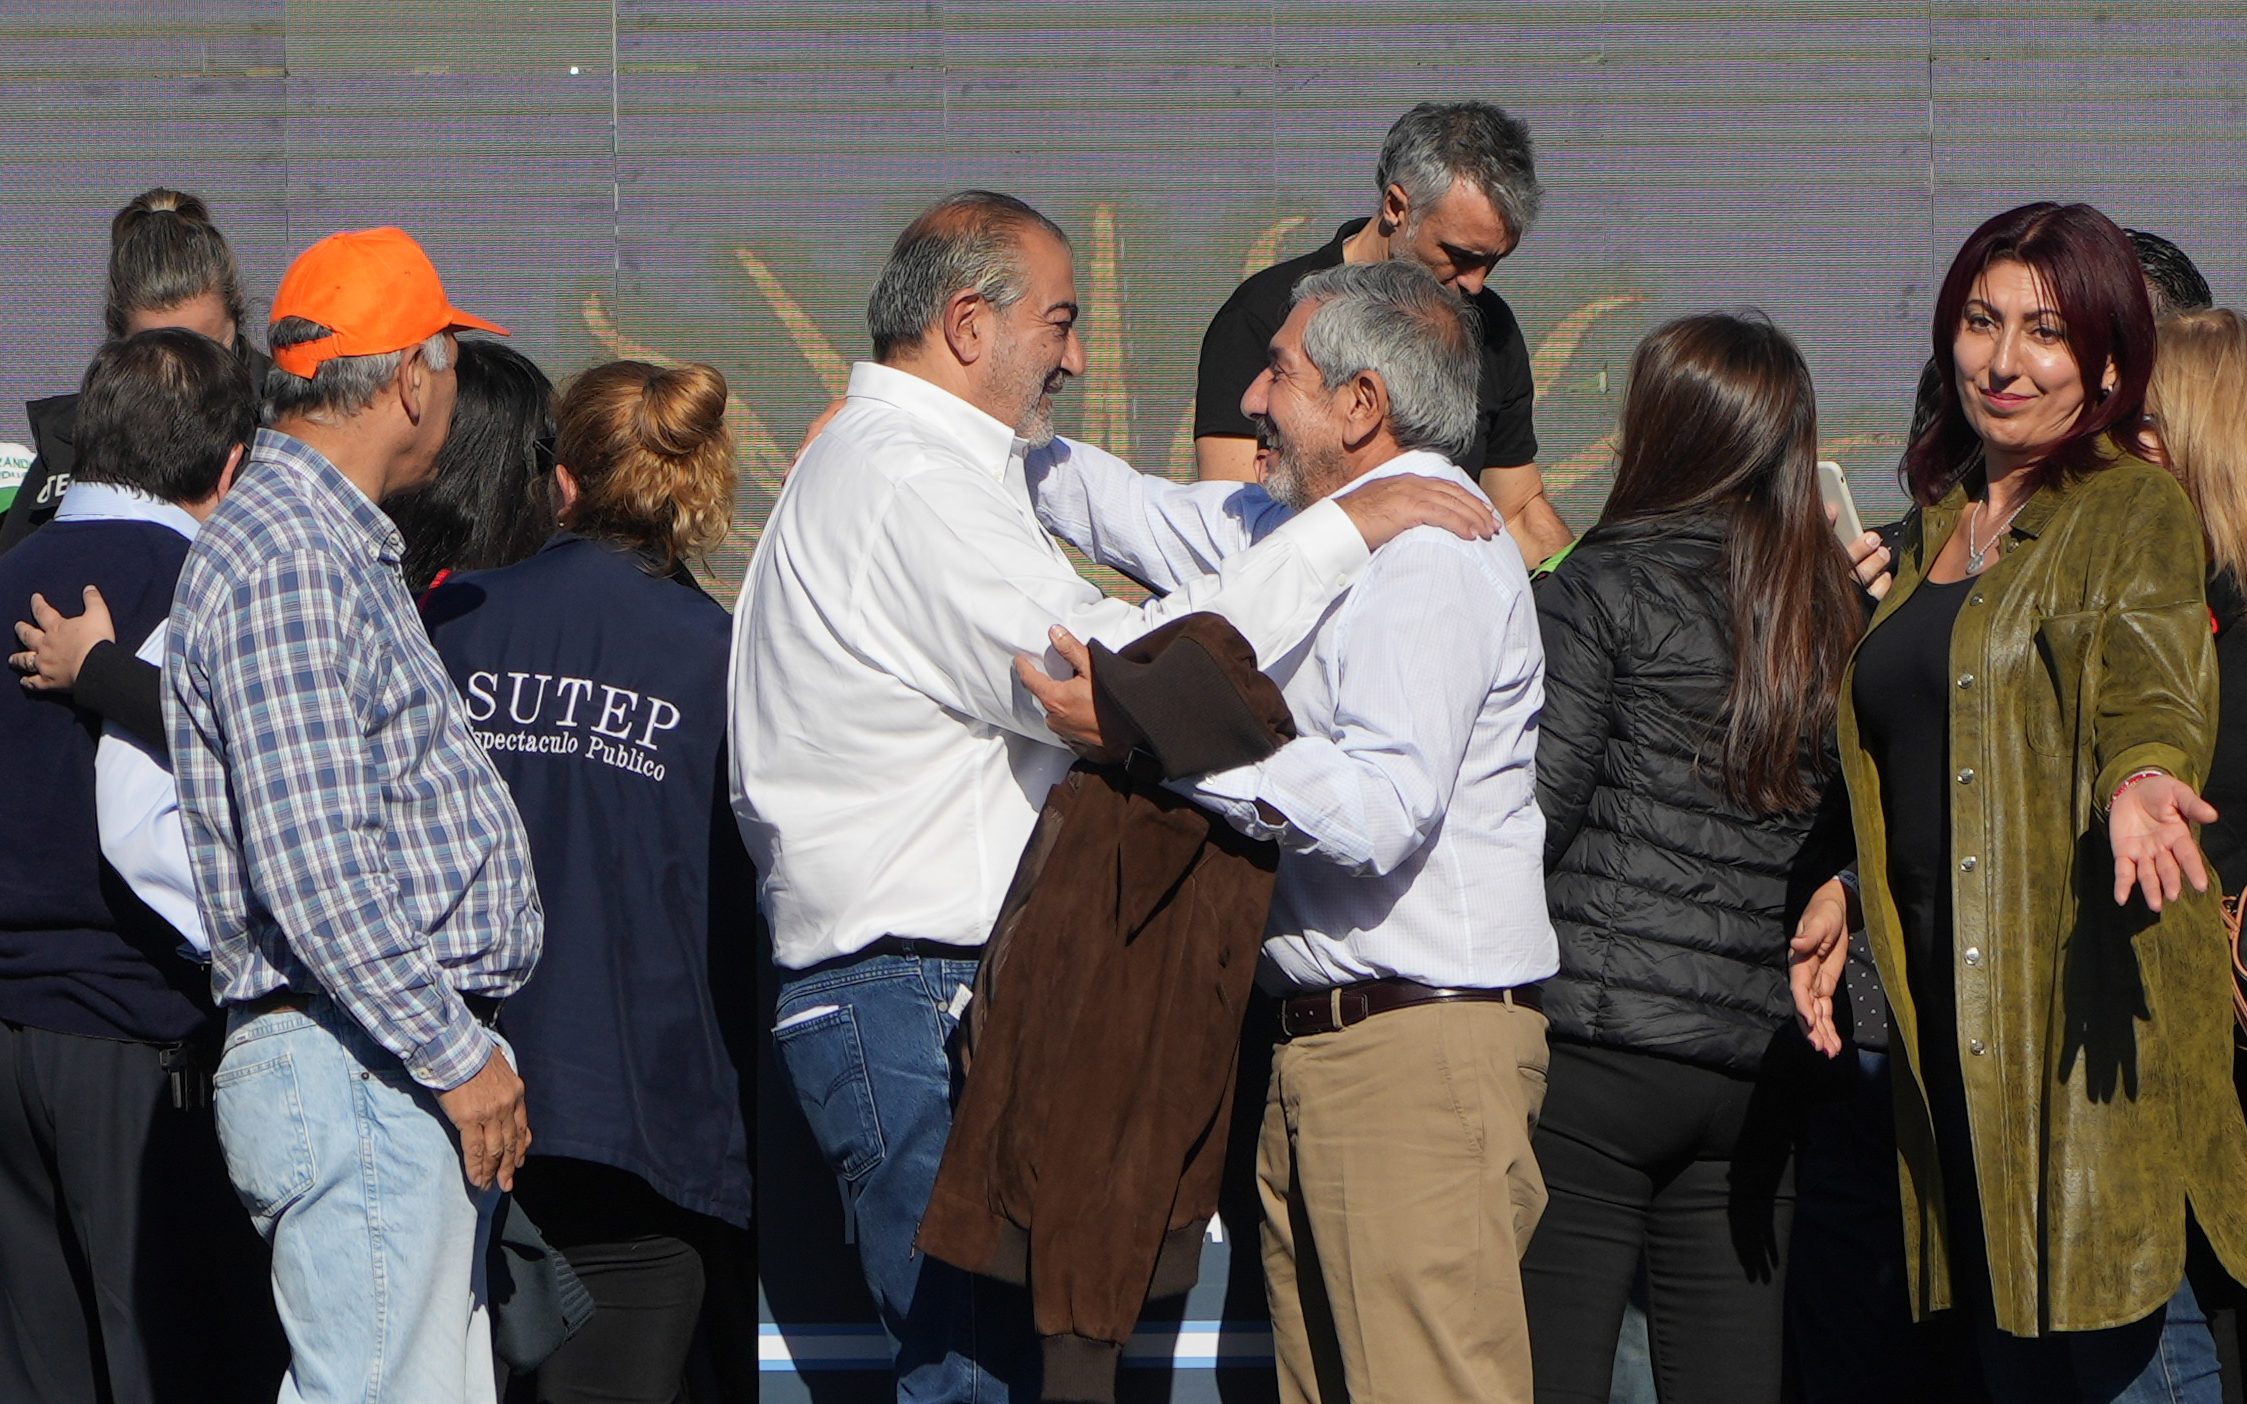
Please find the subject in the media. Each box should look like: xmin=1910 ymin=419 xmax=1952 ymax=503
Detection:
xmin=213 ymin=995 xmax=502 ymax=1404
xmin=772 ymin=949 xmax=1037 ymax=1403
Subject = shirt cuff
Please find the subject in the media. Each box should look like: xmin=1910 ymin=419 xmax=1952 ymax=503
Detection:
xmin=405 ymin=1007 xmax=497 ymax=1092
xmin=1270 ymin=496 xmax=1371 ymax=590
xmin=1179 ymin=759 xmax=1282 ymax=839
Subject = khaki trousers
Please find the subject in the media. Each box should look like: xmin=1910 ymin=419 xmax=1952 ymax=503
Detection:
xmin=1258 ymin=998 xmax=1550 ymax=1404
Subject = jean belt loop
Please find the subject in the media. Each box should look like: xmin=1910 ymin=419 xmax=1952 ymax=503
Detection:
xmin=1329 ymin=986 xmax=1345 ymax=1030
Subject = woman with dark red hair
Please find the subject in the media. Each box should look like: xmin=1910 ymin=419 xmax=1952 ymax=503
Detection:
xmin=1791 ymin=202 xmax=2247 ymax=1402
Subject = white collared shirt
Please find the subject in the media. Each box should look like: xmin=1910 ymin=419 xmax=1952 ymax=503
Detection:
xmin=1029 ymin=439 xmax=1558 ymax=992
xmin=729 ymin=361 xmax=1373 ymax=970
xmin=50 ymin=483 xmax=209 ymax=957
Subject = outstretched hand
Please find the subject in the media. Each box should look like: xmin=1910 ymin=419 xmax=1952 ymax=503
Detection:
xmin=2110 ymin=773 xmax=2216 ymax=911
xmin=12 ymin=585 xmax=117 ymax=693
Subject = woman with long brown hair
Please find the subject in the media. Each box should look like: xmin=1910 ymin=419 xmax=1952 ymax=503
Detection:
xmin=1792 ymin=203 xmax=2247 ymax=1402
xmin=1522 ymin=311 xmax=1859 ymax=1402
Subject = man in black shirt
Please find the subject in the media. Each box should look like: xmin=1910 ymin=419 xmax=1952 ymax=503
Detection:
xmin=1195 ymin=101 xmax=1570 ymax=564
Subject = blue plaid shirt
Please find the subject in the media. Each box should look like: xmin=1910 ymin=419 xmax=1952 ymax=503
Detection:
xmin=167 ymin=429 xmax=543 ymax=1090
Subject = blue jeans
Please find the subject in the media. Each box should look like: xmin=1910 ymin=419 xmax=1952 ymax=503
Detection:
xmin=1977 ymin=1273 xmax=2222 ymax=1404
xmin=212 ymin=997 xmax=502 ymax=1404
xmin=772 ymin=950 xmax=1035 ymax=1402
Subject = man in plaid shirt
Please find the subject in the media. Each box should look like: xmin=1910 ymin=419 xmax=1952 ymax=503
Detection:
xmin=167 ymin=229 xmax=542 ymax=1404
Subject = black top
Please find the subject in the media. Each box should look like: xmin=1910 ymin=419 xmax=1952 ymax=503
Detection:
xmin=75 ymin=638 xmax=164 ymax=753
xmin=0 ymin=393 xmax=81 ymax=554
xmin=0 ymin=518 xmax=211 ymax=1042
xmin=1193 ymin=218 xmax=1538 ymax=471
xmin=423 ymin=533 xmax=752 ymax=1227
xmin=1852 ymin=575 xmax=1971 ymax=984
xmin=2205 ymin=568 xmax=2247 ymax=896
xmin=1534 ymin=511 xmax=1847 ymax=1073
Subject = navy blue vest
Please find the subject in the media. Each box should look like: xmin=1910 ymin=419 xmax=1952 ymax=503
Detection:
xmin=424 ymin=534 xmax=751 ymax=1226
xmin=0 ymin=518 xmax=211 ymax=1043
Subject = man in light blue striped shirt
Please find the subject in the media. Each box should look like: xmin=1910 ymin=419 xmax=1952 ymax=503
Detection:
xmin=168 ymin=228 xmax=539 ymax=1404
xmin=1025 ymin=260 xmax=1555 ymax=1404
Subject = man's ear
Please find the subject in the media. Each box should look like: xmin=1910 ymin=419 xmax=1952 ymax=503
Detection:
xmin=941 ymin=288 xmax=990 ymax=367
xmin=1377 ymin=182 xmax=1411 ymax=237
xmin=1341 ymin=370 xmax=1389 ymax=450
xmin=215 ymin=442 xmax=244 ymax=498
xmin=397 ymin=346 xmax=429 ymax=426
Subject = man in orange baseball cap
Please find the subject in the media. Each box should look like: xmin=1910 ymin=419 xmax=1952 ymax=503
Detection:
xmin=168 ymin=227 xmax=543 ymax=1403
xmin=266 ymin=227 xmax=508 ymax=381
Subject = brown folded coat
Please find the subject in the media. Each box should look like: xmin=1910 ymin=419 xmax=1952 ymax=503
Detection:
xmin=917 ymin=612 xmax=1294 ymax=1404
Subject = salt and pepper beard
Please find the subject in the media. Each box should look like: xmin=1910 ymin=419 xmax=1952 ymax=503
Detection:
xmin=989 ymin=332 xmax=1069 ymax=447
xmin=1256 ymin=416 xmax=1352 ymax=510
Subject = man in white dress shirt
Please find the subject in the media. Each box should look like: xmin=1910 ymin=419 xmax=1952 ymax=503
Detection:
xmin=1022 ymin=259 xmax=1557 ymax=1404
xmin=732 ymin=191 xmax=1499 ymax=1400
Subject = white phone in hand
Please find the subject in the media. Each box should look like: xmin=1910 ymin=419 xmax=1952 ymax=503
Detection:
xmin=1817 ymin=460 xmax=1865 ymax=545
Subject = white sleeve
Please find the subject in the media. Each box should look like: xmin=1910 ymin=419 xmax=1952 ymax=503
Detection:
xmin=849 ymin=463 xmax=1368 ymax=743
xmin=95 ymin=623 xmax=207 ymax=958
xmin=1183 ymin=536 xmax=1511 ymax=874
xmin=1025 ymin=436 xmax=1295 ymax=590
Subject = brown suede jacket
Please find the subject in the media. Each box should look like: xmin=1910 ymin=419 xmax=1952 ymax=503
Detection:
xmin=917 ymin=612 xmax=1293 ymax=1404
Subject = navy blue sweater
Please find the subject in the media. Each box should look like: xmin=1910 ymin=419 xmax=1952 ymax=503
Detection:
xmin=0 ymin=517 xmax=212 ymax=1042
xmin=424 ymin=534 xmax=751 ymax=1227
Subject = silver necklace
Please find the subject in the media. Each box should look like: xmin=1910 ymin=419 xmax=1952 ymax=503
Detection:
xmin=1966 ymin=495 xmax=2027 ymax=574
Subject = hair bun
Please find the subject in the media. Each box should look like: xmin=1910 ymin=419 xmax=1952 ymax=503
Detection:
xmin=112 ymin=188 xmax=214 ymax=244
xmin=633 ymin=363 xmax=729 ymax=461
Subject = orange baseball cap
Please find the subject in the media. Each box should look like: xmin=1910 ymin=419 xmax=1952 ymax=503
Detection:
xmin=267 ymin=227 xmax=507 ymax=379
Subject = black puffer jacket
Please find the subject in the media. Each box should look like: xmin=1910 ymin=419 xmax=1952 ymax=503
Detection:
xmin=1534 ymin=512 xmax=1847 ymax=1073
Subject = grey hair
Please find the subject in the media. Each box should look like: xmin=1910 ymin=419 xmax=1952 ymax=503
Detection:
xmin=263 ymin=317 xmax=453 ymax=424
xmin=1376 ymin=101 xmax=1544 ymax=242
xmin=1290 ymin=261 xmax=1482 ymax=463
xmin=866 ymin=190 xmax=1070 ymax=361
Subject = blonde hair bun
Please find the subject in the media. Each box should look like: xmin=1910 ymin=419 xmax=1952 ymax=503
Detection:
xmin=556 ymin=360 xmax=736 ymax=570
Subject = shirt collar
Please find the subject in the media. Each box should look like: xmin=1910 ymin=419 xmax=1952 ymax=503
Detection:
xmin=846 ymin=362 xmax=1025 ymax=480
xmin=1328 ymin=448 xmax=1480 ymax=499
xmin=52 ymin=480 xmax=202 ymax=541
xmin=254 ymin=427 xmax=408 ymax=566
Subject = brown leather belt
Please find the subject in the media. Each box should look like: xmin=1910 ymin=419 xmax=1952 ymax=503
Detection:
xmin=241 ymin=988 xmax=502 ymax=1027
xmin=1279 ymin=977 xmax=1543 ymax=1040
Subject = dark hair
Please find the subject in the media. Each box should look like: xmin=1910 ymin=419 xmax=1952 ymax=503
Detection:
xmin=2126 ymin=228 xmax=2213 ymax=318
xmin=383 ymin=341 xmax=556 ymax=594
xmin=553 ymin=360 xmax=734 ymax=571
xmin=867 ymin=190 xmax=1070 ymax=361
xmin=1601 ymin=312 xmax=1860 ymax=815
xmin=103 ymin=189 xmax=248 ymax=342
xmin=74 ymin=328 xmax=254 ymax=503
xmin=1901 ymin=202 xmax=2154 ymax=504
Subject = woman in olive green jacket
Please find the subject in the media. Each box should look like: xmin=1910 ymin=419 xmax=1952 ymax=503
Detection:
xmin=1792 ymin=202 xmax=2247 ymax=1402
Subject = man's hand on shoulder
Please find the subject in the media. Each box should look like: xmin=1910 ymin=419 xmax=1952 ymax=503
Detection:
xmin=436 ymin=1040 xmax=530 ymax=1192
xmin=1335 ymin=474 xmax=1501 ymax=551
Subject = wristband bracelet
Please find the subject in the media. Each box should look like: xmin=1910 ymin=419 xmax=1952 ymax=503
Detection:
xmin=2112 ymin=768 xmax=2168 ymax=806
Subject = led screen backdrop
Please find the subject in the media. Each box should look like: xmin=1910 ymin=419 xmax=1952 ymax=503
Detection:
xmin=2 ymin=4 xmax=2242 ymax=1399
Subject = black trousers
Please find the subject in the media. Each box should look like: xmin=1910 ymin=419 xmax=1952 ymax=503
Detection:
xmin=507 ymin=1156 xmax=718 ymax=1404
xmin=1786 ymin=1047 xmax=1983 ymax=1403
xmin=1520 ymin=1039 xmax=1800 ymax=1404
xmin=0 ymin=1018 xmax=282 ymax=1404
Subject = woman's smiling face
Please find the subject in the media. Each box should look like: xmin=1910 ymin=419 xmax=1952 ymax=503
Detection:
xmin=1952 ymin=257 xmax=2112 ymax=473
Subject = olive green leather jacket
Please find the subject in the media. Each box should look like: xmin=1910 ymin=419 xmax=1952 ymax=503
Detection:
xmin=1839 ymin=455 xmax=2247 ymax=1334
